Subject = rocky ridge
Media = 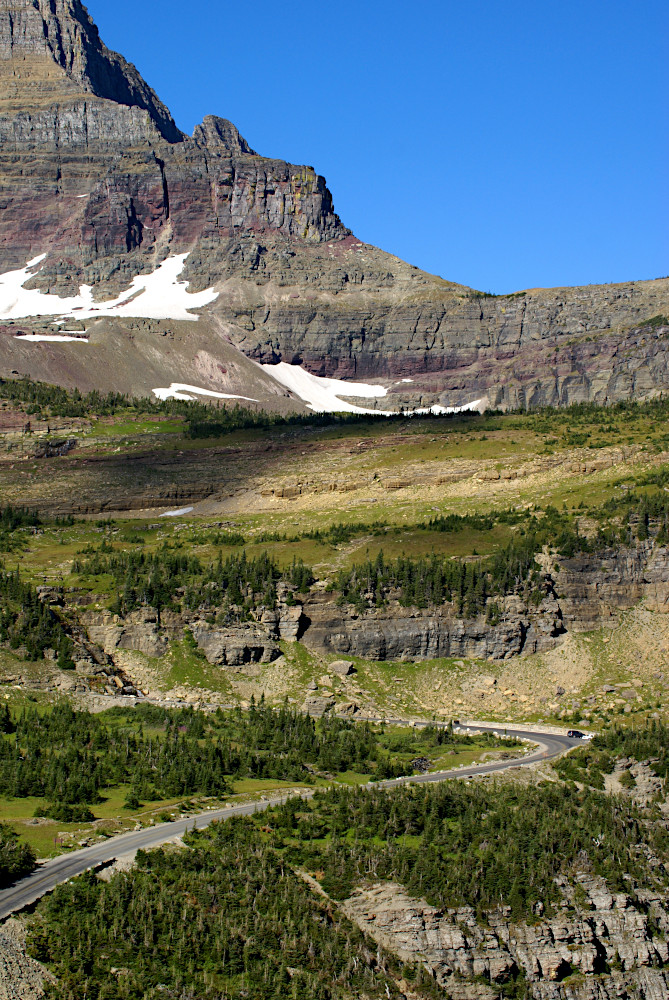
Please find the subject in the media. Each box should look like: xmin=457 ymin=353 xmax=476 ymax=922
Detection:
xmin=16 ymin=531 xmax=669 ymax=710
xmin=0 ymin=1 xmax=667 ymax=408
xmin=16 ymin=533 xmax=666 ymax=715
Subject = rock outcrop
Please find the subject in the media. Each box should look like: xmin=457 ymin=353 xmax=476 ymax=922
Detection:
xmin=555 ymin=542 xmax=669 ymax=630
xmin=303 ymin=591 xmax=566 ymax=662
xmin=191 ymin=624 xmax=279 ymax=668
xmin=0 ymin=0 xmax=667 ymax=407
xmin=73 ymin=540 xmax=669 ymax=672
xmin=84 ymin=608 xmax=168 ymax=660
xmin=299 ymin=542 xmax=669 ymax=664
xmin=341 ymin=878 xmax=669 ymax=1000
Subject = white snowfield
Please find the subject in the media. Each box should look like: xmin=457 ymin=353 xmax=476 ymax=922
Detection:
xmin=14 ymin=333 xmax=89 ymax=343
xmin=0 ymin=253 xmax=218 ymax=322
xmin=260 ymin=361 xmax=390 ymax=414
xmin=261 ymin=361 xmax=484 ymax=417
xmin=153 ymin=383 xmax=259 ymax=402
xmin=0 ymin=252 xmax=484 ymax=417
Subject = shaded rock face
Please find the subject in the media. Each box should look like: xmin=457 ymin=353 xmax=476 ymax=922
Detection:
xmin=303 ymin=592 xmax=566 ymax=663
xmin=341 ymin=879 xmax=669 ymax=1000
xmin=556 ymin=543 xmax=669 ymax=630
xmin=0 ymin=1 xmax=668 ymax=405
xmin=191 ymin=624 xmax=279 ymax=668
xmin=259 ymin=598 xmax=307 ymax=641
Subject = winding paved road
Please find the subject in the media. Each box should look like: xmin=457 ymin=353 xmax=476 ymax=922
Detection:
xmin=0 ymin=723 xmax=578 ymax=921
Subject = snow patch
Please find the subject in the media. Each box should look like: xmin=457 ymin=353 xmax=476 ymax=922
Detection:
xmin=159 ymin=507 xmax=194 ymax=518
xmin=152 ymin=383 xmax=258 ymax=403
xmin=0 ymin=253 xmax=218 ymax=322
xmin=14 ymin=333 xmax=88 ymax=342
xmin=262 ymin=362 xmax=485 ymax=417
xmin=261 ymin=362 xmax=389 ymax=414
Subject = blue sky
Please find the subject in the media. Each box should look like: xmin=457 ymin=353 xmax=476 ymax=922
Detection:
xmin=87 ymin=0 xmax=667 ymax=293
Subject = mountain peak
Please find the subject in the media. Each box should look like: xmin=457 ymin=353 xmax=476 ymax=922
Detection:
xmin=192 ymin=115 xmax=257 ymax=156
xmin=0 ymin=0 xmax=183 ymax=142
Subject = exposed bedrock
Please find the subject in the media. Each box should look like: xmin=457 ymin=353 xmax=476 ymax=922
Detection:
xmin=76 ymin=544 xmax=669 ymax=669
xmin=82 ymin=596 xmax=305 ymax=671
xmin=228 ymin=294 xmax=669 ymax=409
xmin=303 ymin=592 xmax=565 ymax=662
xmin=341 ymin=879 xmax=669 ymax=1000
xmin=302 ymin=544 xmax=669 ymax=663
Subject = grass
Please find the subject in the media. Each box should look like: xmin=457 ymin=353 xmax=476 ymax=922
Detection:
xmin=3 ymin=392 xmax=669 ymax=733
xmin=89 ymin=417 xmax=183 ymax=437
xmin=230 ymin=778 xmax=311 ymax=795
xmin=163 ymin=641 xmax=234 ymax=696
xmin=0 ymin=787 xmax=192 ymax=857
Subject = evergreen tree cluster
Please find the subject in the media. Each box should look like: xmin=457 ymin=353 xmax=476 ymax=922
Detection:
xmin=267 ymin=779 xmax=669 ymax=917
xmin=599 ymin=476 xmax=669 ymax=545
xmin=302 ymin=520 xmax=389 ymax=546
xmin=72 ymin=547 xmax=314 ymax=620
xmin=332 ymin=534 xmax=548 ymax=616
xmin=0 ymin=821 xmax=36 ymax=888
xmin=26 ymin=762 xmax=669 ymax=997
xmin=0 ymin=701 xmax=430 ymax=818
xmin=555 ymin=720 xmax=669 ymax=788
xmin=29 ymin=826 xmax=414 ymax=1000
xmin=0 ymin=567 xmax=73 ymax=662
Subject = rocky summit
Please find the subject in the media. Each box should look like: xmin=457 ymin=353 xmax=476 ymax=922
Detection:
xmin=0 ymin=0 xmax=668 ymax=411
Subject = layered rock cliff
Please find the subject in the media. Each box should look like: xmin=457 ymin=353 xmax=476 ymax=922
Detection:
xmin=299 ymin=541 xmax=669 ymax=663
xmin=0 ymin=0 xmax=667 ymax=408
xmin=341 ymin=877 xmax=669 ymax=1000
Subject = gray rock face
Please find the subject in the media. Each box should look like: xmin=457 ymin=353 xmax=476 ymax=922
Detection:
xmin=260 ymin=597 xmax=306 ymax=641
xmin=192 ymin=624 xmax=279 ymax=668
xmin=304 ymin=593 xmax=565 ymax=662
xmin=191 ymin=115 xmax=256 ymax=155
xmin=84 ymin=608 xmax=168 ymax=659
xmin=0 ymin=101 xmax=166 ymax=150
xmin=341 ymin=878 xmax=669 ymax=1000
xmin=0 ymin=0 xmax=182 ymax=141
xmin=555 ymin=542 xmax=669 ymax=630
xmin=299 ymin=541 xmax=669 ymax=664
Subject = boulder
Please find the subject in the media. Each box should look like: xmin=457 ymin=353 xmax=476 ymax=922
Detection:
xmin=330 ymin=659 xmax=356 ymax=676
xmin=302 ymin=695 xmax=335 ymax=717
xmin=335 ymin=700 xmax=359 ymax=717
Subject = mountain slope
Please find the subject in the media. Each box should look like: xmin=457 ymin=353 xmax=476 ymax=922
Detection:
xmin=0 ymin=0 xmax=667 ymax=412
